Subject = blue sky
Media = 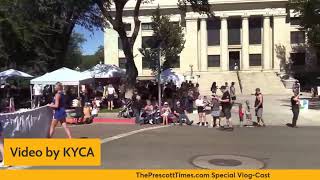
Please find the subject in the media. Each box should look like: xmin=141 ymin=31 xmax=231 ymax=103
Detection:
xmin=74 ymin=25 xmax=104 ymax=55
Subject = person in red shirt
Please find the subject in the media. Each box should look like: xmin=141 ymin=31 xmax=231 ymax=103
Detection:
xmin=239 ymin=103 xmax=245 ymax=127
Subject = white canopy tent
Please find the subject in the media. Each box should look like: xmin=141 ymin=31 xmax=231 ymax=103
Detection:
xmin=82 ymin=63 xmax=125 ymax=78
xmin=0 ymin=69 xmax=33 ymax=79
xmin=30 ymin=68 xmax=93 ymax=107
xmin=31 ymin=67 xmax=93 ymax=85
xmin=160 ymin=69 xmax=185 ymax=88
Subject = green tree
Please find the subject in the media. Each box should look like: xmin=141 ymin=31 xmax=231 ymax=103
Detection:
xmin=64 ymin=32 xmax=87 ymax=69
xmin=96 ymin=0 xmax=212 ymax=87
xmin=139 ymin=7 xmax=186 ymax=73
xmin=95 ymin=45 xmax=104 ymax=62
xmin=290 ymin=0 xmax=320 ymax=53
xmin=0 ymin=0 xmax=101 ymax=74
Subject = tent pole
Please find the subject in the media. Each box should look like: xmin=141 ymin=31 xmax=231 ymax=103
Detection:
xmin=30 ymin=85 xmax=33 ymax=109
xmin=78 ymin=84 xmax=80 ymax=98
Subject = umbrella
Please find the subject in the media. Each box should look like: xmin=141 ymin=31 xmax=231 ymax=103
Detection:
xmin=83 ymin=63 xmax=125 ymax=78
xmin=0 ymin=69 xmax=33 ymax=79
xmin=160 ymin=69 xmax=185 ymax=87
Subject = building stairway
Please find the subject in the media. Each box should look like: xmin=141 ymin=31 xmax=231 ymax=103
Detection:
xmin=238 ymin=72 xmax=291 ymax=95
xmin=196 ymin=72 xmax=241 ymax=96
xmin=196 ymin=71 xmax=290 ymax=96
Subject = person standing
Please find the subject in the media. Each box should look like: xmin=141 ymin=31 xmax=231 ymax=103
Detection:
xmin=219 ymin=86 xmax=233 ymax=128
xmin=195 ymin=95 xmax=207 ymax=126
xmin=225 ymin=82 xmax=230 ymax=92
xmin=211 ymin=82 xmax=217 ymax=94
xmin=174 ymin=101 xmax=193 ymax=126
xmin=238 ymin=103 xmax=244 ymax=127
xmin=210 ymin=94 xmax=221 ymax=128
xmin=230 ymin=82 xmax=236 ymax=102
xmin=254 ymin=88 xmax=266 ymax=127
xmin=292 ymin=81 xmax=300 ymax=95
xmin=106 ymin=84 xmax=115 ymax=110
xmin=132 ymin=95 xmax=144 ymax=124
xmin=291 ymin=92 xmax=300 ymax=128
xmin=48 ymin=82 xmax=72 ymax=138
xmin=33 ymin=84 xmax=42 ymax=108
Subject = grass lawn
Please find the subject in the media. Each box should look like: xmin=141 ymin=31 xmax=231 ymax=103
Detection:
xmin=99 ymin=108 xmax=120 ymax=113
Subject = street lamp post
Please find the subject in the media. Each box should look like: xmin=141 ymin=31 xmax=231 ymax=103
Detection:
xmin=158 ymin=48 xmax=162 ymax=113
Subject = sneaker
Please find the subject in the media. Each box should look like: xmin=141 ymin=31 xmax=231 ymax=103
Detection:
xmin=196 ymin=122 xmax=200 ymax=125
xmin=149 ymin=120 xmax=153 ymax=125
xmin=216 ymin=125 xmax=220 ymax=129
xmin=0 ymin=161 xmax=7 ymax=168
xmin=202 ymin=122 xmax=205 ymax=126
xmin=199 ymin=123 xmax=202 ymax=127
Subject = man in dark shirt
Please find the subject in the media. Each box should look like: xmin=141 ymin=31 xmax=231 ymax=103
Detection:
xmin=290 ymin=92 xmax=300 ymax=128
xmin=219 ymin=86 xmax=233 ymax=128
xmin=174 ymin=101 xmax=193 ymax=126
xmin=132 ymin=95 xmax=145 ymax=124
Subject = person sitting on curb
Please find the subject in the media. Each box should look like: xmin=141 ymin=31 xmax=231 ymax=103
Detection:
xmin=173 ymin=101 xmax=193 ymax=126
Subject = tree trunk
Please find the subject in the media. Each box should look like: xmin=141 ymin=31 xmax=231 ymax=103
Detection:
xmin=120 ymin=34 xmax=138 ymax=89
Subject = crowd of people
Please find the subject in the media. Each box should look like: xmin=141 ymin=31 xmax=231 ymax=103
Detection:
xmin=0 ymin=79 xmax=304 ymax=167
xmin=128 ymin=80 xmax=272 ymax=129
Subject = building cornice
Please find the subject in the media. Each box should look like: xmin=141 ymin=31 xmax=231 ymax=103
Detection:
xmin=114 ymin=0 xmax=289 ymax=11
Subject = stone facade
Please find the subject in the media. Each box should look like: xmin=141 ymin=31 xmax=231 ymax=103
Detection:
xmin=104 ymin=0 xmax=319 ymax=79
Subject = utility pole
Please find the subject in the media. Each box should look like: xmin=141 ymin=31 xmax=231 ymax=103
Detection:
xmin=158 ymin=48 xmax=162 ymax=112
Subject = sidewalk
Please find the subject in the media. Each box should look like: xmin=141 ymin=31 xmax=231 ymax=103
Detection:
xmin=95 ymin=94 xmax=320 ymax=126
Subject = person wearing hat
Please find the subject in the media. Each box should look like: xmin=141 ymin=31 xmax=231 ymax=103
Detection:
xmin=161 ymin=102 xmax=171 ymax=125
xmin=219 ymin=86 xmax=233 ymax=128
xmin=174 ymin=101 xmax=193 ymax=126
xmin=254 ymin=88 xmax=266 ymax=127
xmin=290 ymin=92 xmax=300 ymax=128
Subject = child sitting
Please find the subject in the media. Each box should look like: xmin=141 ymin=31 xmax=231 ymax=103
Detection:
xmin=91 ymin=104 xmax=99 ymax=117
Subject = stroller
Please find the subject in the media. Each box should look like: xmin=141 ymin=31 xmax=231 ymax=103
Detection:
xmin=118 ymin=98 xmax=134 ymax=118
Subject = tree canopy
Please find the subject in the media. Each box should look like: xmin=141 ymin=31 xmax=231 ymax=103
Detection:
xmin=139 ymin=7 xmax=186 ymax=73
xmin=0 ymin=0 xmax=101 ymax=74
xmin=290 ymin=0 xmax=320 ymax=52
xmin=96 ymin=0 xmax=212 ymax=87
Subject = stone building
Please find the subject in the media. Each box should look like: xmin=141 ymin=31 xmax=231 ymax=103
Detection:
xmin=104 ymin=0 xmax=319 ymax=94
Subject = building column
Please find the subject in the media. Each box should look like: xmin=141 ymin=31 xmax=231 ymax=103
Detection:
xmin=200 ymin=17 xmax=208 ymax=71
xmin=263 ymin=15 xmax=271 ymax=70
xmin=273 ymin=14 xmax=289 ymax=72
xmin=182 ymin=16 xmax=199 ymax=72
xmin=242 ymin=15 xmax=250 ymax=71
xmin=104 ymin=28 xmax=119 ymax=65
xmin=221 ymin=16 xmax=229 ymax=71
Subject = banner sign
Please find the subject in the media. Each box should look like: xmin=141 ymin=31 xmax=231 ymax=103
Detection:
xmin=0 ymin=106 xmax=53 ymax=138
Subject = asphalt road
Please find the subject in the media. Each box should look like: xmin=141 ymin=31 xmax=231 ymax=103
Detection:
xmin=3 ymin=123 xmax=319 ymax=170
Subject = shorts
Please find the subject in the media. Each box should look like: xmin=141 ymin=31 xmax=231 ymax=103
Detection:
xmin=220 ymin=108 xmax=231 ymax=119
xmin=162 ymin=112 xmax=169 ymax=117
xmin=197 ymin=106 xmax=205 ymax=113
xmin=211 ymin=110 xmax=220 ymax=118
xmin=54 ymin=108 xmax=67 ymax=121
xmin=107 ymin=94 xmax=114 ymax=101
xmin=255 ymin=108 xmax=263 ymax=118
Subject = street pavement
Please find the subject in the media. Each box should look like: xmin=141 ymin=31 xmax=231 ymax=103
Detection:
xmin=1 ymin=94 xmax=320 ymax=170
xmin=3 ymin=123 xmax=318 ymax=170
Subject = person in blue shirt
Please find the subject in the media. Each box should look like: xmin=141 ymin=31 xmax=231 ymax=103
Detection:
xmin=48 ymin=82 xmax=72 ymax=138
